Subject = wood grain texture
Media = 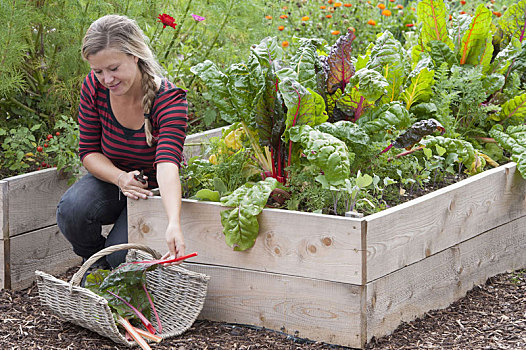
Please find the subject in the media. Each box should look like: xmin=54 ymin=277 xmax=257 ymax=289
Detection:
xmin=183 ymin=126 xmax=225 ymax=159
xmin=185 ymin=263 xmax=365 ymax=348
xmin=366 ymin=215 xmax=526 ymax=341
xmin=0 ymin=181 xmax=8 ymax=239
xmin=128 ymin=199 xmax=364 ymax=284
xmin=3 ymin=168 xmax=71 ymax=237
xmin=8 ymin=225 xmax=81 ymax=290
xmin=365 ymin=163 xmax=526 ymax=281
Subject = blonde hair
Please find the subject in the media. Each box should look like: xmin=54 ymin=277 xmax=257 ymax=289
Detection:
xmin=81 ymin=14 xmax=161 ymax=146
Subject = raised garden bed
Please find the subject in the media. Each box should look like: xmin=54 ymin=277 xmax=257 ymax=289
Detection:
xmin=0 ymin=168 xmax=81 ymax=290
xmin=128 ymin=129 xmax=526 ymax=349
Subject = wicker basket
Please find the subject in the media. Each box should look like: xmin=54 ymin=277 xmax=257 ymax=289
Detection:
xmin=35 ymin=243 xmax=209 ymax=347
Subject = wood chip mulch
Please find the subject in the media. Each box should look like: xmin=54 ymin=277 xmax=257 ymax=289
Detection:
xmin=0 ymin=268 xmax=523 ymax=350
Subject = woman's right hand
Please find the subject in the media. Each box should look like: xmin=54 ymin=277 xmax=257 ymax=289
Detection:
xmin=117 ymin=171 xmax=153 ymax=200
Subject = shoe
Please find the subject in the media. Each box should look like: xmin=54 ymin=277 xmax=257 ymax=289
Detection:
xmin=80 ymin=257 xmax=111 ymax=287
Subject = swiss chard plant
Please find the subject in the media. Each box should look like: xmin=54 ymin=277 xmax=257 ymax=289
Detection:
xmin=188 ymin=0 xmax=526 ymax=251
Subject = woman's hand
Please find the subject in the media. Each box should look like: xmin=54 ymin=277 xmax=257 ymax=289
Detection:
xmin=161 ymin=223 xmax=186 ymax=264
xmin=117 ymin=170 xmax=153 ymax=200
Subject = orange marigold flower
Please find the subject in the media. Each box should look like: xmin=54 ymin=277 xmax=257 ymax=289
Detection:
xmin=405 ymin=23 xmax=414 ymax=27
xmin=382 ymin=9 xmax=392 ymax=16
xmin=331 ymin=30 xmax=341 ymax=35
xmin=378 ymin=3 xmax=386 ymax=9
xmin=301 ymin=16 xmax=310 ymax=21
xmin=328 ymin=0 xmax=334 ymax=3
xmin=460 ymin=0 xmax=466 ymax=4
xmin=348 ymin=26 xmax=356 ymax=32
xmin=265 ymin=15 xmax=272 ymax=20
xmin=367 ymin=1 xmax=372 ymax=4
xmin=367 ymin=19 xmax=376 ymax=25
xmin=320 ymin=5 xmax=327 ymax=9
xmin=280 ymin=14 xmax=288 ymax=19
xmin=389 ymin=0 xmax=395 ymax=2
xmin=344 ymin=3 xmax=352 ymax=7
xmin=334 ymin=2 xmax=342 ymax=7
xmin=282 ymin=6 xmax=288 ymax=10
xmin=282 ymin=41 xmax=289 ymax=48
xmin=493 ymin=11 xmax=502 ymax=17
xmin=460 ymin=10 xmax=466 ymax=14
xmin=326 ymin=14 xmax=333 ymax=18
xmin=396 ymin=4 xmax=403 ymax=9
xmin=278 ymin=25 xmax=285 ymax=31
xmin=411 ymin=7 xmax=416 ymax=10
xmin=449 ymin=14 xmax=452 ymax=20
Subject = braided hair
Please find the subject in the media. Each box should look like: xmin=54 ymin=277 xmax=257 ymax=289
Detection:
xmin=81 ymin=14 xmax=162 ymax=146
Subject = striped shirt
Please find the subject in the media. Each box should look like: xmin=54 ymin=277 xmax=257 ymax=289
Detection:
xmin=78 ymin=70 xmax=187 ymax=188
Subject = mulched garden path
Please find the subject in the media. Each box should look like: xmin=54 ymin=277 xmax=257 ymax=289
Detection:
xmin=0 ymin=268 xmax=523 ymax=350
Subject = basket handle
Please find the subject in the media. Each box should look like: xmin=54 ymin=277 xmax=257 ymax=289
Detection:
xmin=70 ymin=243 xmax=161 ymax=287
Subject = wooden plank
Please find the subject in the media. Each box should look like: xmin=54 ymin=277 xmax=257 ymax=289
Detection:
xmin=183 ymin=126 xmax=225 ymax=159
xmin=366 ymin=215 xmax=526 ymax=341
xmin=8 ymin=225 xmax=81 ymax=290
xmin=0 ymin=240 xmax=5 ymax=289
xmin=4 ymin=168 xmax=71 ymax=237
xmin=366 ymin=163 xmax=526 ymax=281
xmin=185 ymin=263 xmax=365 ymax=349
xmin=0 ymin=180 xmax=9 ymax=289
xmin=0 ymin=180 xmax=8 ymax=239
xmin=128 ymin=199 xmax=364 ymax=284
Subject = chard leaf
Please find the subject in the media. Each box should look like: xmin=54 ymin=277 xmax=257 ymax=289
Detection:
xmin=416 ymin=0 xmax=454 ymax=55
xmin=255 ymin=66 xmax=286 ymax=152
xmin=490 ymin=124 xmax=526 ymax=155
xmin=336 ymin=87 xmax=374 ymax=122
xmin=190 ymin=60 xmax=237 ymax=123
xmin=393 ymin=119 xmax=445 ymax=149
xmin=326 ymin=88 xmax=342 ymax=119
xmin=250 ymin=36 xmax=284 ymax=69
xmin=220 ymin=178 xmax=279 ymax=251
xmin=459 ymin=5 xmax=493 ymax=66
xmin=366 ymin=31 xmax=406 ymax=103
xmin=400 ymin=68 xmax=435 ymax=110
xmin=499 ymin=0 xmax=526 ymax=43
xmin=490 ymin=93 xmax=526 ymax=123
xmin=482 ymin=74 xmax=505 ymax=95
xmin=191 ymin=57 xmax=264 ymax=126
xmin=291 ymin=38 xmax=326 ymax=91
xmin=410 ymin=102 xmax=438 ymax=119
xmin=315 ymin=121 xmax=370 ymax=148
xmin=491 ymin=38 xmax=522 ymax=75
xmin=326 ymin=30 xmax=357 ymax=93
xmin=450 ymin=14 xmax=474 ymax=53
xmin=490 ymin=124 xmax=526 ymax=178
xmin=289 ymin=125 xmax=351 ymax=185
xmin=348 ymin=68 xmax=389 ymax=102
xmin=361 ymin=101 xmax=413 ymax=135
xmin=366 ymin=31 xmax=406 ymax=74
xmin=195 ymin=189 xmax=221 ymax=202
xmin=278 ymin=77 xmax=328 ymax=134
xmin=226 ymin=59 xmax=265 ymax=126
xmin=427 ymin=40 xmax=457 ymax=68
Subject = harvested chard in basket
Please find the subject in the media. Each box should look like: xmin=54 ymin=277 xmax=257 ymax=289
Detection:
xmin=84 ymin=252 xmax=197 ymax=348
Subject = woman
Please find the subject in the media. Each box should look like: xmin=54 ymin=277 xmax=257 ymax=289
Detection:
xmin=57 ymin=14 xmax=187 ymax=268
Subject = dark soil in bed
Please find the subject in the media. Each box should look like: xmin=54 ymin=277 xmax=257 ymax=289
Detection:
xmin=0 ymin=267 xmax=523 ymax=350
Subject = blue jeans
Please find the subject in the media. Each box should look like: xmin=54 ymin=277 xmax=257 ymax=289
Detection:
xmin=56 ymin=173 xmax=128 ymax=268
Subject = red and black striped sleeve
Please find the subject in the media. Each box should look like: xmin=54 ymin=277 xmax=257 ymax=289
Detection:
xmin=153 ymin=83 xmax=188 ymax=168
xmin=78 ymin=71 xmax=103 ymax=161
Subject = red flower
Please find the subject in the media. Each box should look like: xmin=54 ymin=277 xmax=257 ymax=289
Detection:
xmin=157 ymin=14 xmax=177 ymax=29
xmin=406 ymin=23 xmax=415 ymax=27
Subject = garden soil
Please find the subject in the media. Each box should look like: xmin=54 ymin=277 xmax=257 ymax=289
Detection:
xmin=0 ymin=267 xmax=523 ymax=350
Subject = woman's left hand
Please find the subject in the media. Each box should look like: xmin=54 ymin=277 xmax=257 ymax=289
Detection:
xmin=161 ymin=223 xmax=186 ymax=264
